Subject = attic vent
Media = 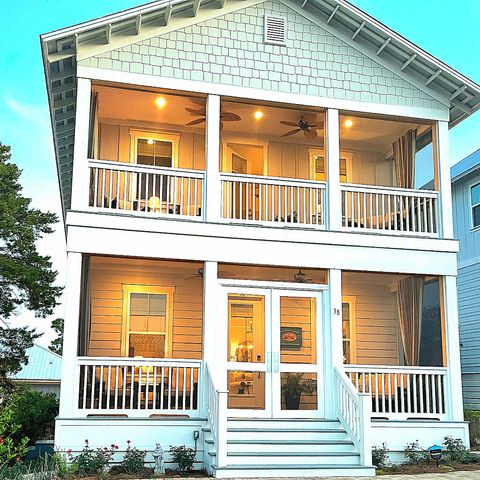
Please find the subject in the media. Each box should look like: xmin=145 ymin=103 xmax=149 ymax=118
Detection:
xmin=264 ymin=15 xmax=286 ymax=46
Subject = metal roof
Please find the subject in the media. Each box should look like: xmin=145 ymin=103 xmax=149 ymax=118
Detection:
xmin=13 ymin=344 xmax=62 ymax=382
xmin=451 ymin=149 xmax=480 ymax=183
xmin=40 ymin=0 xmax=480 ymax=216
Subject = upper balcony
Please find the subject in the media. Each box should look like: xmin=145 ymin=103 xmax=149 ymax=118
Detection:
xmin=75 ymin=84 xmax=444 ymax=239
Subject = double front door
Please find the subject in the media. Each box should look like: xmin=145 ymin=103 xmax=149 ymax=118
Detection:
xmin=222 ymin=287 xmax=324 ymax=418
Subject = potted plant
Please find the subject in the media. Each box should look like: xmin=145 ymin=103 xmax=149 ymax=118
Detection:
xmin=281 ymin=373 xmax=316 ymax=410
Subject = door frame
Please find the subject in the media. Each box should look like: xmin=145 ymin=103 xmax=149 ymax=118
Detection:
xmin=218 ymin=280 xmax=327 ymax=418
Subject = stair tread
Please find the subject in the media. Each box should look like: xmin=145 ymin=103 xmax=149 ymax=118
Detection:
xmin=213 ymin=464 xmax=372 ymax=470
xmin=228 ymin=427 xmax=345 ymax=433
xmin=228 ymin=418 xmax=338 ymax=422
xmin=227 ymin=439 xmax=353 ymax=445
xmin=227 ymin=451 xmax=360 ymax=457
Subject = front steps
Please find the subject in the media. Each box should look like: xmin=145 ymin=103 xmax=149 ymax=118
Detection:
xmin=204 ymin=418 xmax=376 ymax=478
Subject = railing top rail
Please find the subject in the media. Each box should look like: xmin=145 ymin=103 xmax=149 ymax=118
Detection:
xmin=220 ymin=172 xmax=327 ymax=188
xmin=77 ymin=356 xmax=202 ymax=366
xmin=344 ymin=364 xmax=447 ymax=373
xmin=88 ymin=159 xmax=206 ymax=178
xmin=340 ymin=182 xmax=438 ymax=197
xmin=334 ymin=366 xmax=359 ymax=397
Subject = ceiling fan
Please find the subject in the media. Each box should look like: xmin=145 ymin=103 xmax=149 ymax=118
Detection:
xmin=185 ymin=100 xmax=241 ymax=128
xmin=186 ymin=267 xmax=236 ymax=280
xmin=293 ymin=268 xmax=313 ymax=283
xmin=280 ymin=117 xmax=324 ymax=139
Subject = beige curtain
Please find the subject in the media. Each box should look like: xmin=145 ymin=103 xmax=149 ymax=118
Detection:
xmin=393 ymin=129 xmax=416 ymax=188
xmin=396 ymin=276 xmax=424 ymax=366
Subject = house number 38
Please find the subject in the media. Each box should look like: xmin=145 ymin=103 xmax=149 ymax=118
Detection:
xmin=333 ymin=308 xmax=341 ymax=315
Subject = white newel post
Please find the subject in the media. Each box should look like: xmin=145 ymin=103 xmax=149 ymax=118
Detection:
xmin=326 ymin=108 xmax=341 ymax=231
xmin=70 ymin=77 xmax=92 ymax=211
xmin=443 ymin=275 xmax=465 ymax=422
xmin=204 ymin=94 xmax=221 ymax=223
xmin=434 ymin=120 xmax=454 ymax=239
xmin=59 ymin=252 xmax=83 ymax=417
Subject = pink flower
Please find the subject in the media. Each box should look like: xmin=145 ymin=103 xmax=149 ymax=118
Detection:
xmin=0 ymin=437 xmax=3 ymax=445
xmin=67 ymin=449 xmax=73 ymax=455
xmin=127 ymin=440 xmax=131 ymax=445
xmin=16 ymin=457 xmax=21 ymax=463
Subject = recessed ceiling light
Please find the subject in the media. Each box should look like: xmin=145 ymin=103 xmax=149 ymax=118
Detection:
xmin=344 ymin=119 xmax=353 ymax=128
xmin=254 ymin=110 xmax=264 ymax=120
xmin=146 ymin=139 xmax=154 ymax=145
xmin=155 ymin=97 xmax=166 ymax=108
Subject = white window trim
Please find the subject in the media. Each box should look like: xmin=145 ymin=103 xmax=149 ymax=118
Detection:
xmin=129 ymin=129 xmax=180 ymax=167
xmin=468 ymin=179 xmax=480 ymax=231
xmin=308 ymin=148 xmax=353 ymax=182
xmin=121 ymin=285 xmax=175 ymax=358
xmin=342 ymin=295 xmax=357 ymax=364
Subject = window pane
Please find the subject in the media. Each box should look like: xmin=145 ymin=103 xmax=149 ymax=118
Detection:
xmin=130 ymin=334 xmax=165 ymax=358
xmin=130 ymin=315 xmax=148 ymax=332
xmin=281 ymin=372 xmax=317 ymax=410
xmin=137 ymin=139 xmax=172 ymax=167
xmin=474 ymin=205 xmax=480 ymax=228
xmin=130 ymin=293 xmax=149 ymax=315
xmin=419 ymin=280 xmax=443 ymax=367
xmin=147 ymin=315 xmax=166 ymax=332
xmin=227 ymin=371 xmax=265 ymax=410
xmin=472 ymin=184 xmax=480 ymax=206
xmin=149 ymin=294 xmax=167 ymax=315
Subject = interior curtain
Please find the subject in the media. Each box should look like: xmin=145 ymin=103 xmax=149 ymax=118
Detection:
xmin=393 ymin=129 xmax=416 ymax=189
xmin=87 ymin=93 xmax=99 ymax=159
xmin=396 ymin=276 xmax=424 ymax=366
xmin=77 ymin=255 xmax=91 ymax=356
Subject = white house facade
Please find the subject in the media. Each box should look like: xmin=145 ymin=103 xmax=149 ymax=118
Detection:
xmin=41 ymin=0 xmax=480 ymax=476
xmin=451 ymin=149 xmax=480 ymax=410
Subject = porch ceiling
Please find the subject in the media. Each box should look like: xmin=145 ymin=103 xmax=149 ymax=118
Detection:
xmin=41 ymin=0 xmax=480 ymax=215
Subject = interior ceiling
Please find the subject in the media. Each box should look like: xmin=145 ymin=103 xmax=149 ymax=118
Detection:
xmin=96 ymin=85 xmax=423 ymax=152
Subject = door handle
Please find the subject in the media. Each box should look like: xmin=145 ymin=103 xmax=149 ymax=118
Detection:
xmin=273 ymin=352 xmax=280 ymax=373
xmin=266 ymin=352 xmax=272 ymax=372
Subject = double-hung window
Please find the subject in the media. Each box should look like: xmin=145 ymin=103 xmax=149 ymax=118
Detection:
xmin=471 ymin=183 xmax=480 ymax=229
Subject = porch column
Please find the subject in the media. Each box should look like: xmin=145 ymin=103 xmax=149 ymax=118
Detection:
xmin=58 ymin=252 xmax=83 ymax=417
xmin=434 ymin=120 xmax=454 ymax=239
xmin=70 ymin=77 xmax=92 ymax=211
xmin=443 ymin=275 xmax=465 ymax=421
xmin=326 ymin=108 xmax=341 ymax=230
xmin=326 ymin=268 xmax=343 ymax=418
xmin=204 ymin=94 xmax=221 ymax=223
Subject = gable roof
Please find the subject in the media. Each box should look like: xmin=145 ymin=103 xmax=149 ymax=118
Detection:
xmin=13 ymin=344 xmax=62 ymax=383
xmin=451 ymin=149 xmax=480 ymax=184
xmin=40 ymin=0 xmax=480 ymax=215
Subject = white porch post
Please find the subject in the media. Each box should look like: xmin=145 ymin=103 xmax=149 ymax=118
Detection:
xmin=204 ymin=94 xmax=221 ymax=223
xmin=70 ymin=77 xmax=92 ymax=211
xmin=326 ymin=109 xmax=341 ymax=231
xmin=58 ymin=252 xmax=83 ymax=417
xmin=443 ymin=275 xmax=465 ymax=422
xmin=327 ymin=268 xmax=343 ymax=418
xmin=434 ymin=120 xmax=454 ymax=239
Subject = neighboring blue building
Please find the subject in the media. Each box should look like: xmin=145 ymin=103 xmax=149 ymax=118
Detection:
xmin=13 ymin=344 xmax=62 ymax=397
xmin=452 ymin=149 xmax=480 ymax=410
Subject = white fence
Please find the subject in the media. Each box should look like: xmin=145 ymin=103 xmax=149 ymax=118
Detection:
xmin=88 ymin=160 xmax=204 ymax=219
xmin=341 ymin=184 xmax=438 ymax=236
xmin=220 ymin=173 xmax=326 ymax=227
xmin=76 ymin=357 xmax=201 ymax=416
xmin=334 ymin=367 xmax=371 ymax=466
xmin=345 ymin=365 xmax=447 ymax=420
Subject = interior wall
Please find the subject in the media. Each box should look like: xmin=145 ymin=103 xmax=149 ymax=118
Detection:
xmin=342 ymin=271 xmax=400 ymax=366
xmin=87 ymin=256 xmax=203 ymax=359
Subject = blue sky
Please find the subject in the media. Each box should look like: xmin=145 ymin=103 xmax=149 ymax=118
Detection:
xmin=1 ymin=0 xmax=480 ymax=344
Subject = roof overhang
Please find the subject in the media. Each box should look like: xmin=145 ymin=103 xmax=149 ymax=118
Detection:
xmin=40 ymin=0 xmax=480 ymax=214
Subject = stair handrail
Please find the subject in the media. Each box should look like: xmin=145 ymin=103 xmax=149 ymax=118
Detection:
xmin=205 ymin=363 xmax=228 ymax=468
xmin=334 ymin=366 xmax=372 ymax=466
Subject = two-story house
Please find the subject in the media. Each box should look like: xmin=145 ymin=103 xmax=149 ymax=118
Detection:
xmin=41 ymin=0 xmax=480 ymax=476
xmin=451 ymin=149 xmax=480 ymax=411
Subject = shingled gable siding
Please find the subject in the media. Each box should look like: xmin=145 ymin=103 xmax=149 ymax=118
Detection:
xmin=79 ymin=1 xmax=443 ymax=111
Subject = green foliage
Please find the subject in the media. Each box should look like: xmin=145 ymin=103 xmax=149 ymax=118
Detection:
xmin=49 ymin=318 xmax=64 ymax=356
xmin=0 ymin=142 xmax=62 ymax=392
xmin=404 ymin=440 xmax=429 ymax=464
xmin=169 ymin=445 xmax=196 ymax=473
xmin=372 ymin=443 xmax=389 ymax=469
xmin=118 ymin=441 xmax=146 ymax=474
xmin=0 ymin=403 xmax=28 ymax=469
xmin=69 ymin=440 xmax=118 ymax=476
xmin=281 ymin=373 xmax=316 ymax=396
xmin=465 ymin=409 xmax=480 ymax=449
xmin=4 ymin=387 xmax=59 ymax=445
xmin=443 ymin=436 xmax=471 ymax=463
xmin=0 ymin=452 xmax=70 ymax=480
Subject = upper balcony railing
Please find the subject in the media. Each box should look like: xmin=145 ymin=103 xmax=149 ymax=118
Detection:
xmin=84 ymin=159 xmax=440 ymax=238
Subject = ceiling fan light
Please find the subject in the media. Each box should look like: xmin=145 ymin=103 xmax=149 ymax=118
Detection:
xmin=344 ymin=119 xmax=353 ymax=128
xmin=155 ymin=96 xmax=166 ymax=108
xmin=254 ymin=110 xmax=264 ymax=120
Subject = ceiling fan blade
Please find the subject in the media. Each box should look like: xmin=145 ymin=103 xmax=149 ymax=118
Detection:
xmin=315 ymin=121 xmax=325 ymax=130
xmin=304 ymin=128 xmax=318 ymax=139
xmin=221 ymin=111 xmax=242 ymax=121
xmin=185 ymin=107 xmax=206 ymax=116
xmin=185 ymin=118 xmax=206 ymax=126
xmin=280 ymin=121 xmax=300 ymax=127
xmin=189 ymin=97 xmax=206 ymax=107
xmin=281 ymin=128 xmax=301 ymax=137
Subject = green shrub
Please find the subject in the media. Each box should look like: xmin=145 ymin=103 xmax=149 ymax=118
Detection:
xmin=404 ymin=440 xmax=429 ymax=464
xmin=372 ymin=443 xmax=388 ymax=469
xmin=69 ymin=440 xmax=117 ymax=476
xmin=169 ymin=445 xmax=196 ymax=473
xmin=118 ymin=441 xmax=146 ymax=474
xmin=0 ymin=403 xmax=28 ymax=469
xmin=465 ymin=410 xmax=480 ymax=449
xmin=443 ymin=436 xmax=471 ymax=463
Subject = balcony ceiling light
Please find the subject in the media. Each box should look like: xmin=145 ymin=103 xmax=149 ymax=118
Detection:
xmin=254 ymin=110 xmax=264 ymax=120
xmin=146 ymin=139 xmax=154 ymax=145
xmin=344 ymin=119 xmax=353 ymax=128
xmin=155 ymin=96 xmax=166 ymax=108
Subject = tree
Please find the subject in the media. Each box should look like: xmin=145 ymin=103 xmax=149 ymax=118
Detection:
xmin=49 ymin=317 xmax=64 ymax=355
xmin=0 ymin=142 xmax=62 ymax=392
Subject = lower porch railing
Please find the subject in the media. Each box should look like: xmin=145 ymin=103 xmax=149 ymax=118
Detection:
xmin=334 ymin=367 xmax=372 ymax=466
xmin=76 ymin=357 xmax=201 ymax=416
xmin=345 ymin=365 xmax=447 ymax=420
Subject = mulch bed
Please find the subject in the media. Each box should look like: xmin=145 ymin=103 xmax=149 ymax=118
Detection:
xmin=378 ymin=462 xmax=480 ymax=475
